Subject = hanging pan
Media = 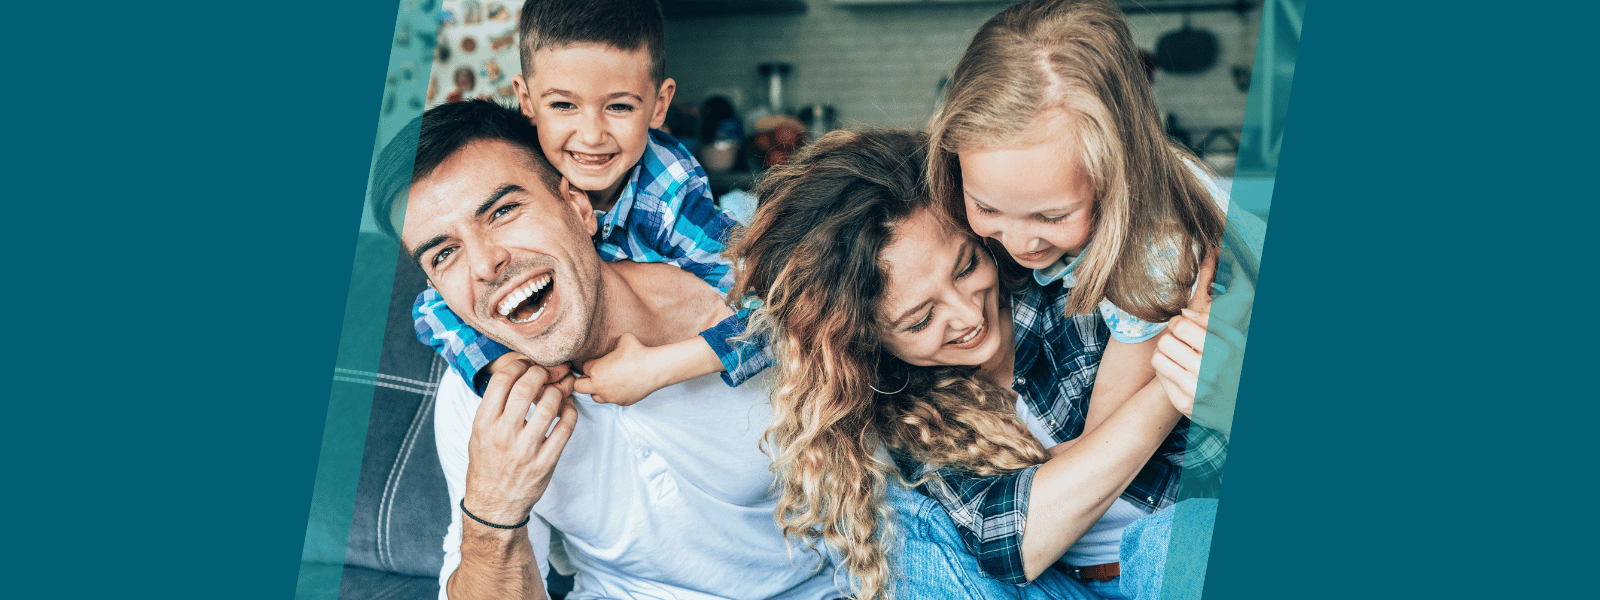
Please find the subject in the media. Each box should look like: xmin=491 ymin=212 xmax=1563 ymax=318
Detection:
xmin=1156 ymin=12 xmax=1219 ymax=75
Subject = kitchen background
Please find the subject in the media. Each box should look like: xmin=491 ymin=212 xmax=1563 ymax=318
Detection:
xmin=402 ymin=0 xmax=1295 ymax=226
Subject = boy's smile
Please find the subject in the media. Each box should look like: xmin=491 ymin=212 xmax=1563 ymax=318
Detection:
xmin=513 ymin=43 xmax=676 ymax=212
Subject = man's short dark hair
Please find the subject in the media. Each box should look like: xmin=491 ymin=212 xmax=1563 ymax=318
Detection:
xmin=370 ymin=99 xmax=565 ymax=244
xmin=518 ymin=0 xmax=667 ymax=85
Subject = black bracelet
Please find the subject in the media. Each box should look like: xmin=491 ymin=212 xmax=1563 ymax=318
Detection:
xmin=460 ymin=499 xmax=530 ymax=530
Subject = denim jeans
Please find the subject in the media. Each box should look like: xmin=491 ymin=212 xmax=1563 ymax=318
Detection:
xmin=887 ymin=485 xmax=1218 ymax=600
xmin=1118 ymin=498 xmax=1219 ymax=600
xmin=885 ymin=483 xmax=1100 ymax=600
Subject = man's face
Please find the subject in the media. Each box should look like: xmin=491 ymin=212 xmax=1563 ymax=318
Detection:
xmin=513 ymin=43 xmax=675 ymax=205
xmin=399 ymin=139 xmax=603 ymax=366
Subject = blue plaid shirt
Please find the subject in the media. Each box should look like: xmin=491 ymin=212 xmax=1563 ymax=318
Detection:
xmin=413 ymin=129 xmax=769 ymax=393
xmin=902 ymin=278 xmax=1229 ymax=584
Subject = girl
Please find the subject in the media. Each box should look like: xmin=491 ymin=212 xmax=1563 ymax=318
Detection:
xmin=927 ymin=0 xmax=1231 ymax=595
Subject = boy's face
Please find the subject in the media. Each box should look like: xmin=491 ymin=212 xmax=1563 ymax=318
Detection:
xmin=513 ymin=43 xmax=675 ymax=207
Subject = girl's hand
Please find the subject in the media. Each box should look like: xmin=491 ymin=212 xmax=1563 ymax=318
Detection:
xmin=1150 ymin=249 xmax=1223 ymax=417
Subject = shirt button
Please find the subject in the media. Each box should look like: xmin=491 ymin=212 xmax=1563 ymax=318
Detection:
xmin=1047 ymin=419 xmax=1059 ymax=429
xmin=1015 ymin=376 xmax=1027 ymax=386
xmin=1147 ymin=496 xmax=1155 ymax=504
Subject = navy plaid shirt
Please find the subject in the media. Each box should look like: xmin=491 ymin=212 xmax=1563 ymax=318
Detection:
xmin=412 ymin=129 xmax=770 ymax=393
xmin=902 ymin=278 xmax=1229 ymax=584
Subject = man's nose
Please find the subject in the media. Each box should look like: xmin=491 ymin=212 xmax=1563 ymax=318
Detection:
xmin=469 ymin=242 xmax=510 ymax=283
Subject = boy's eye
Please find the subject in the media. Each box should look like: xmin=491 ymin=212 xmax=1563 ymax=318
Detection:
xmin=606 ymin=103 xmax=636 ymax=113
xmin=549 ymin=101 xmax=576 ymax=111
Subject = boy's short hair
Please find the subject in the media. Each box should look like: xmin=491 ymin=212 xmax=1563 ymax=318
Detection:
xmin=371 ymin=99 xmax=565 ymax=245
xmin=517 ymin=0 xmax=667 ymax=86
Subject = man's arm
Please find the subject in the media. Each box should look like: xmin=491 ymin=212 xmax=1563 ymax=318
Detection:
xmin=434 ymin=360 xmax=576 ymax=600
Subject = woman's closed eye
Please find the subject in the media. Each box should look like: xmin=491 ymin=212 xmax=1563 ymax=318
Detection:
xmin=907 ymin=310 xmax=933 ymax=333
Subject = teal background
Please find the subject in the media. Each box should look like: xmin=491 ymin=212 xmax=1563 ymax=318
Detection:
xmin=7 ymin=1 xmax=1593 ymax=599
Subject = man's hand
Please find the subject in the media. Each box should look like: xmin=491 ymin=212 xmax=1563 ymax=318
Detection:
xmin=1152 ymin=249 xmax=1234 ymax=417
xmin=574 ymin=333 xmax=724 ymax=406
xmin=461 ymin=359 xmax=578 ymax=526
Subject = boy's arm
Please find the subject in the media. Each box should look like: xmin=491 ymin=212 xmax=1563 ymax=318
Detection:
xmin=636 ymin=131 xmax=742 ymax=293
xmin=572 ymin=307 xmax=771 ymax=405
xmin=414 ymin=285 xmax=516 ymax=395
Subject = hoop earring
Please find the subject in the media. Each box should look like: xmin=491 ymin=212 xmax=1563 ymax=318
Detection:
xmin=869 ymin=354 xmax=910 ymax=395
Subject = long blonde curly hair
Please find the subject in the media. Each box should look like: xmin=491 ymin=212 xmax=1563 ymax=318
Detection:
xmin=729 ymin=129 xmax=1050 ymax=600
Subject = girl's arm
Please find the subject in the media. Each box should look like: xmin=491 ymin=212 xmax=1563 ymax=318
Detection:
xmin=1020 ymin=376 xmax=1181 ymax=580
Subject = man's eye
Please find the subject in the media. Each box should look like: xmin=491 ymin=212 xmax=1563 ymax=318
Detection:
xmin=431 ymin=247 xmax=454 ymax=268
xmin=492 ymin=203 xmax=520 ymax=220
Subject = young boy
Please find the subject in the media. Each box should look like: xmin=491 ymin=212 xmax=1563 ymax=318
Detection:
xmin=413 ymin=0 xmax=765 ymax=402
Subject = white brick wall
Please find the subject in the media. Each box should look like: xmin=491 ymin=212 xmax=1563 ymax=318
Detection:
xmin=665 ymin=0 xmax=1260 ymax=136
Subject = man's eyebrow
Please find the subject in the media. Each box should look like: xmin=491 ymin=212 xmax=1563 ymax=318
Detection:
xmin=473 ymin=184 xmax=525 ymax=218
xmin=410 ymin=234 xmax=448 ymax=266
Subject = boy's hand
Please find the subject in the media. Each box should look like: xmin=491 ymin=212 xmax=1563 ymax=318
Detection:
xmin=574 ymin=333 xmax=670 ymax=406
xmin=574 ymin=333 xmax=726 ymax=406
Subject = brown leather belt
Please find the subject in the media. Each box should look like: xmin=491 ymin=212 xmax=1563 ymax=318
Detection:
xmin=1050 ymin=561 xmax=1120 ymax=582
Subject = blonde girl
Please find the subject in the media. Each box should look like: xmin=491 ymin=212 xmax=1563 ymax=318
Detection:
xmin=927 ymin=0 xmax=1231 ymax=595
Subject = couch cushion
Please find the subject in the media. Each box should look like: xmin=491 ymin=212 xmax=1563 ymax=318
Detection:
xmin=342 ymin=248 xmax=451 ymax=580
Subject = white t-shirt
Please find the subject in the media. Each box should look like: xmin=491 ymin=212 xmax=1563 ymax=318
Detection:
xmin=435 ymin=370 xmax=839 ymax=600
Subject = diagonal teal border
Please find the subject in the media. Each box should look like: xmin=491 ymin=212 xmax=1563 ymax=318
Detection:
xmin=294 ymin=2 xmax=439 ymax=599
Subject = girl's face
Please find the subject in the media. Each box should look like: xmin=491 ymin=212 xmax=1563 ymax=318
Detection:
xmin=877 ymin=208 xmax=1004 ymax=368
xmin=958 ymin=111 xmax=1097 ymax=270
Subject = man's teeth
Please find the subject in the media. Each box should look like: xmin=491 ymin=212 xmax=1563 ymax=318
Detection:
xmin=951 ymin=322 xmax=984 ymax=345
xmin=498 ymin=274 xmax=552 ymax=318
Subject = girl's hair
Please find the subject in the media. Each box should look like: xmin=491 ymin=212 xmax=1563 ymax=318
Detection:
xmin=928 ymin=0 xmax=1226 ymax=323
xmin=729 ymin=129 xmax=1049 ymax=600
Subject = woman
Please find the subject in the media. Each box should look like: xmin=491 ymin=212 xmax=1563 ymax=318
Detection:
xmin=729 ymin=129 xmax=1196 ymax=600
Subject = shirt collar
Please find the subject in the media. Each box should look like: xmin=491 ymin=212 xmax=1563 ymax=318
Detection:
xmin=593 ymin=160 xmax=646 ymax=239
xmin=1032 ymin=245 xmax=1090 ymax=287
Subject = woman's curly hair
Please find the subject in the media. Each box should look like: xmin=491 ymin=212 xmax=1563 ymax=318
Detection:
xmin=729 ymin=129 xmax=1049 ymax=600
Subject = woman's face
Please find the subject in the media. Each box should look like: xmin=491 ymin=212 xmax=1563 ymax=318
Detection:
xmin=957 ymin=110 xmax=1097 ymax=270
xmin=877 ymin=208 xmax=1004 ymax=368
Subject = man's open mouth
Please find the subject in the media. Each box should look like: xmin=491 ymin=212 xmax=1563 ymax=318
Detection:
xmin=568 ymin=151 xmax=616 ymax=168
xmin=497 ymin=274 xmax=554 ymax=324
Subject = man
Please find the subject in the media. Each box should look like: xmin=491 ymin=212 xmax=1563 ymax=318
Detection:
xmin=371 ymin=100 xmax=838 ymax=600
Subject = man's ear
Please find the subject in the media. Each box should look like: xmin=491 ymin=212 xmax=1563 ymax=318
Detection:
xmin=649 ymin=77 xmax=677 ymax=130
xmin=558 ymin=177 xmax=599 ymax=237
xmin=513 ymin=73 xmax=536 ymax=124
